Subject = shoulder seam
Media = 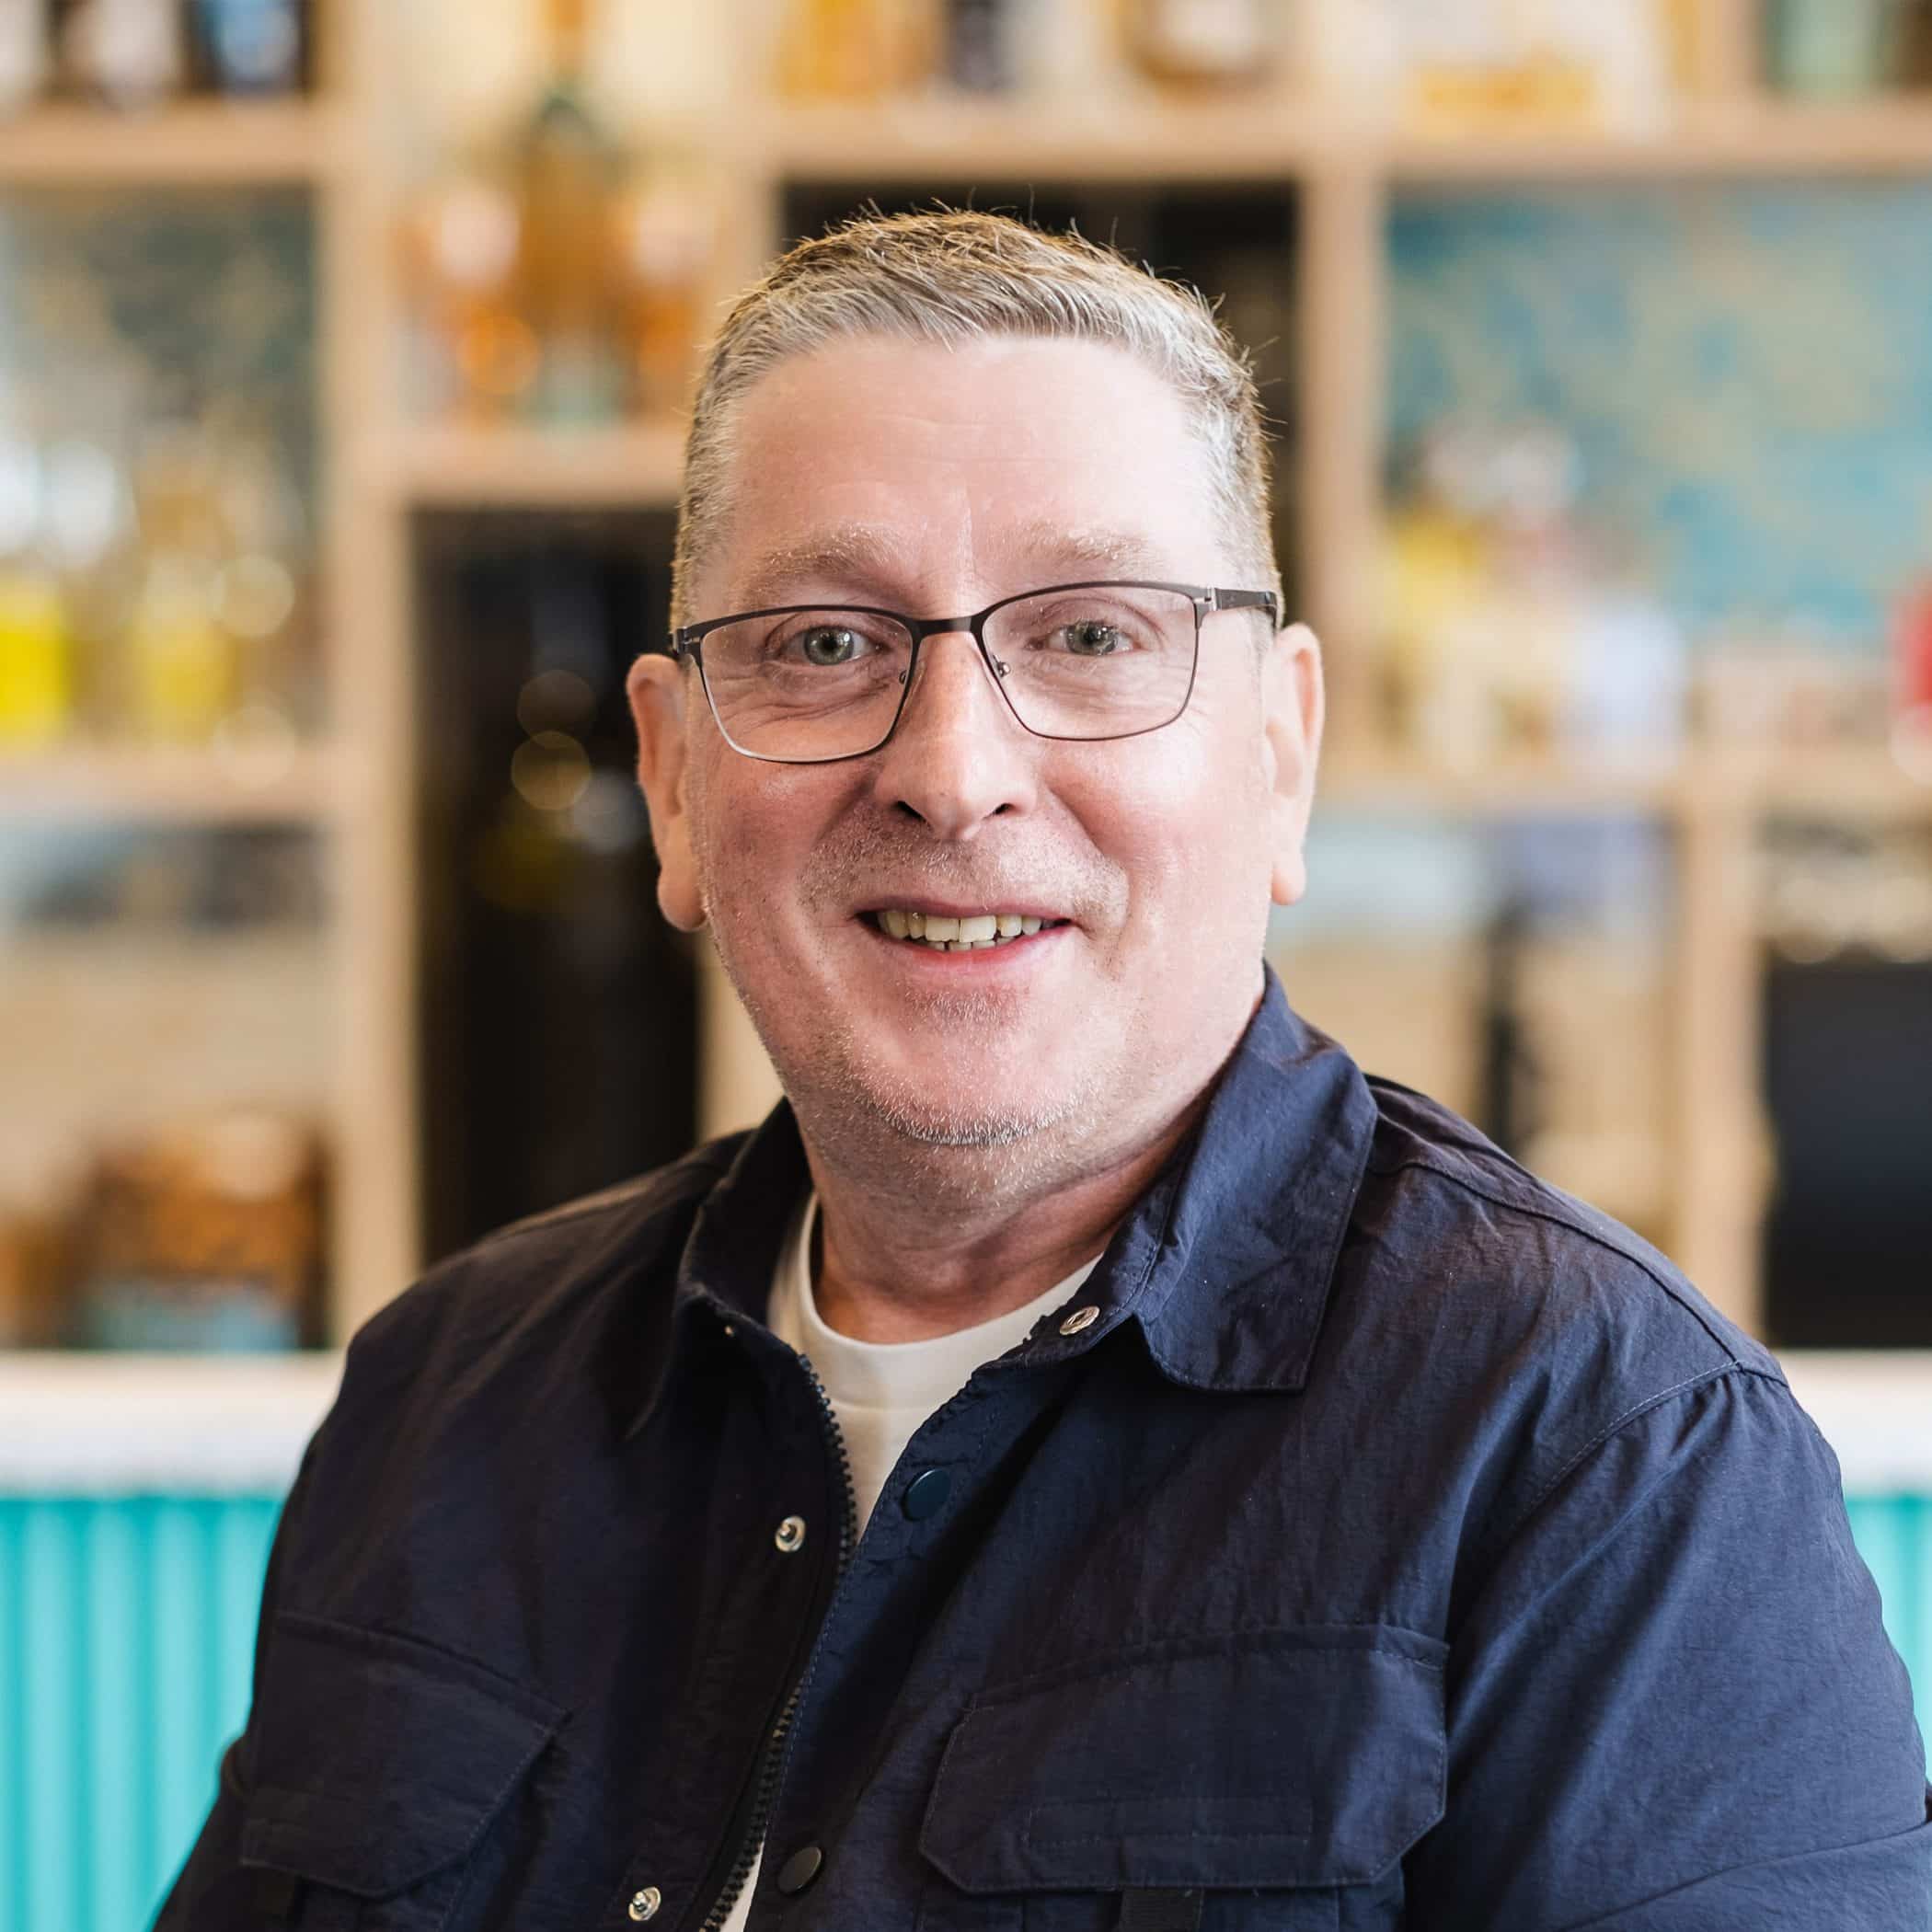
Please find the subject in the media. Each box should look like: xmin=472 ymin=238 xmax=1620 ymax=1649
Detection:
xmin=1498 ymin=1362 xmax=1742 ymax=1559
xmin=1371 ymin=1153 xmax=1752 ymax=1369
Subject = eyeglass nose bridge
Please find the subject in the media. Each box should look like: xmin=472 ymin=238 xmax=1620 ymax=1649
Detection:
xmin=893 ymin=615 xmax=1017 ymax=717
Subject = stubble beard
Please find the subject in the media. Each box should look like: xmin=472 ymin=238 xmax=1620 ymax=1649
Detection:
xmin=700 ymin=891 xmax=1135 ymax=1217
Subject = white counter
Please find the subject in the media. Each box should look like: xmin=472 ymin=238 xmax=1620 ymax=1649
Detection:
xmin=0 ymin=1349 xmax=1926 ymax=1496
xmin=0 ymin=1351 xmax=341 ymax=1494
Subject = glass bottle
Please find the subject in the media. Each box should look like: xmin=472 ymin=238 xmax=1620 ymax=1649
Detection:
xmin=776 ymin=0 xmax=903 ymax=98
xmin=0 ymin=0 xmax=51 ymax=117
xmin=123 ymin=419 xmax=235 ymax=744
xmin=511 ymin=0 xmax=626 ymax=426
xmin=60 ymin=0 xmax=185 ymax=110
xmin=612 ymin=155 xmax=714 ymax=420
xmin=1124 ymin=0 xmax=1277 ymax=89
xmin=191 ymin=0 xmax=306 ymax=97
xmin=0 ymin=430 xmax=71 ymax=749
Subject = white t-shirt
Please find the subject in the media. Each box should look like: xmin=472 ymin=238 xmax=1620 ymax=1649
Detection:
xmin=716 ymin=1195 xmax=1102 ymax=1932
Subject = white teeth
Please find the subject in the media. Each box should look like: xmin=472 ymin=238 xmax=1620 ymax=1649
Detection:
xmin=872 ymin=907 xmax=1057 ymax=951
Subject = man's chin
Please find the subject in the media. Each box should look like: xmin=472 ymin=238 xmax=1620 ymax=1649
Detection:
xmin=845 ymin=1080 xmax=1069 ymax=1151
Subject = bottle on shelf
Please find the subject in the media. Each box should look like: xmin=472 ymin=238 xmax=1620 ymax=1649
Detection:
xmin=0 ymin=430 xmax=74 ymax=750
xmin=1124 ymin=0 xmax=1279 ymax=91
xmin=122 ymin=418 xmax=237 ymax=743
xmin=612 ymin=155 xmax=715 ymax=420
xmin=509 ymin=0 xmax=627 ymax=425
xmin=774 ymin=0 xmax=936 ymax=99
xmin=190 ymin=0 xmax=306 ymax=98
xmin=0 ymin=0 xmax=52 ymax=117
xmin=943 ymin=0 xmax=1014 ymax=92
xmin=59 ymin=0 xmax=186 ymax=110
xmin=1764 ymin=0 xmax=1900 ymax=97
xmin=408 ymin=0 xmax=719 ymax=428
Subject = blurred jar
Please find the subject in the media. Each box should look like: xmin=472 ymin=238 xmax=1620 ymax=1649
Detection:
xmin=774 ymin=0 xmax=937 ymax=99
xmin=61 ymin=0 xmax=185 ymax=109
xmin=1765 ymin=0 xmax=1899 ymax=95
xmin=613 ymin=161 xmax=714 ymax=420
xmin=0 ymin=430 xmax=73 ymax=749
xmin=191 ymin=0 xmax=306 ymax=97
xmin=0 ymin=0 xmax=52 ymax=116
xmin=71 ymin=1108 xmax=325 ymax=1351
xmin=1125 ymin=0 xmax=1279 ymax=89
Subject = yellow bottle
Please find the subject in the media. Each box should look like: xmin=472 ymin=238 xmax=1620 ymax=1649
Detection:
xmin=0 ymin=564 xmax=71 ymax=748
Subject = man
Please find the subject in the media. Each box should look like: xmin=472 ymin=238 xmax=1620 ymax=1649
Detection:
xmin=163 ymin=212 xmax=1928 ymax=1931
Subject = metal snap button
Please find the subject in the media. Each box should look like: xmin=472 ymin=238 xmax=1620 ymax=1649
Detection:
xmin=775 ymin=1514 xmax=808 ymax=1554
xmin=903 ymin=1467 xmax=951 ymax=1520
xmin=1059 ymin=1305 xmax=1100 ymax=1336
xmin=628 ymin=1887 xmax=661 ymax=1921
xmin=776 ymin=1845 xmax=824 ymax=1895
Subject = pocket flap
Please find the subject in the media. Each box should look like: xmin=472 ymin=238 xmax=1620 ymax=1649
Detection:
xmin=239 ymin=1614 xmax=566 ymax=1900
xmin=920 ymin=1627 xmax=1444 ymax=1894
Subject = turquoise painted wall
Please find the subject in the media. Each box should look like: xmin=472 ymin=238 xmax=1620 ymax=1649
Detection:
xmin=0 ymin=1492 xmax=1926 ymax=1932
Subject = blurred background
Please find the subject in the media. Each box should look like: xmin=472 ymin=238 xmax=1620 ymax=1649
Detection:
xmin=1 ymin=0 xmax=1930 ymax=1923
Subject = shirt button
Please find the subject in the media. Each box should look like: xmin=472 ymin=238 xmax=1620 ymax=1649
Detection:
xmin=903 ymin=1467 xmax=951 ymax=1520
xmin=1059 ymin=1305 xmax=1100 ymax=1336
xmin=775 ymin=1514 xmax=807 ymax=1554
xmin=776 ymin=1846 xmax=824 ymax=1895
xmin=627 ymin=1887 xmax=661 ymax=1921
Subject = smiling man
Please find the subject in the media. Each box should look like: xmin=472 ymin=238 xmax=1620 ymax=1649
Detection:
xmin=163 ymin=213 xmax=1928 ymax=1932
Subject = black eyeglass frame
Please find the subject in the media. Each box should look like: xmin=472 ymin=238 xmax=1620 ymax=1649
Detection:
xmin=667 ymin=580 xmax=1282 ymax=765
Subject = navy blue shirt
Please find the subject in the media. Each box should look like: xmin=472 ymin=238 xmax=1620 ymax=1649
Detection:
xmin=160 ymin=973 xmax=1931 ymax=1930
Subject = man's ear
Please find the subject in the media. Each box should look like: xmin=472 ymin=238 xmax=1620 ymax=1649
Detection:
xmin=1261 ymin=622 xmax=1324 ymax=909
xmin=627 ymin=652 xmax=706 ymax=931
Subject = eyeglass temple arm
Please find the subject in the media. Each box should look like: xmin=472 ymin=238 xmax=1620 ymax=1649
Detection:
xmin=1211 ymin=589 xmax=1282 ymax=628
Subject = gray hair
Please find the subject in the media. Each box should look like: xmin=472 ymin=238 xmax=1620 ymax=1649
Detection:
xmin=671 ymin=208 xmax=1280 ymax=627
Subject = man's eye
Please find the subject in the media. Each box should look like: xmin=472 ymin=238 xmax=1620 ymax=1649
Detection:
xmin=792 ymin=627 xmax=867 ymax=666
xmin=1057 ymin=620 xmax=1126 ymax=657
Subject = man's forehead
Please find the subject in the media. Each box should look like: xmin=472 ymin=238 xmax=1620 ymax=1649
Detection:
xmin=731 ymin=518 xmax=1177 ymax=609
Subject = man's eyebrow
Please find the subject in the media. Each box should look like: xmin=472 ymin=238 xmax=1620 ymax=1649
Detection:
xmin=730 ymin=523 xmax=1177 ymax=614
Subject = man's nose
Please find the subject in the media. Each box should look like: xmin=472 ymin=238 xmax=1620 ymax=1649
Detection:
xmin=869 ymin=630 xmax=1036 ymax=835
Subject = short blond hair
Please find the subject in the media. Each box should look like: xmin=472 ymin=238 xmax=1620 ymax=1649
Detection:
xmin=671 ymin=209 xmax=1280 ymax=626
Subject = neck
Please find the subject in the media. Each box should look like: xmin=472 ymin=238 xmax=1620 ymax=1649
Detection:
xmin=801 ymin=1087 xmax=1211 ymax=1346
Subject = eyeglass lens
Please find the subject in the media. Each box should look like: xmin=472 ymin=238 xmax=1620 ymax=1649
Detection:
xmin=696 ymin=583 xmax=1201 ymax=761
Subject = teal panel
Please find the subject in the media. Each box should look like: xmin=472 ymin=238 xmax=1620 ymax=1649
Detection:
xmin=1848 ymin=1493 xmax=1932 ymax=1753
xmin=0 ymin=1498 xmax=278 ymax=1932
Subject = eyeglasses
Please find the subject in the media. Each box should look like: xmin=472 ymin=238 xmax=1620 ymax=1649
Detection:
xmin=668 ymin=580 xmax=1281 ymax=765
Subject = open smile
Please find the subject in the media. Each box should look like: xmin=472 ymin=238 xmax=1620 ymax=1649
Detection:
xmin=860 ymin=907 xmax=1073 ymax=954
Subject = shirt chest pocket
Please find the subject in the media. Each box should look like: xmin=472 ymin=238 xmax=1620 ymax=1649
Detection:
xmin=237 ymin=1614 xmax=565 ymax=1932
xmin=916 ymin=1627 xmax=1445 ymax=1932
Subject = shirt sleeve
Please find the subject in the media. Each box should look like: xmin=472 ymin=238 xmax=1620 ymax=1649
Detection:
xmin=1405 ymin=1364 xmax=1932 ymax=1930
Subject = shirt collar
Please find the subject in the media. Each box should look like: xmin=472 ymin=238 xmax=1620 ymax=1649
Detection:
xmin=623 ymin=965 xmax=1376 ymax=1438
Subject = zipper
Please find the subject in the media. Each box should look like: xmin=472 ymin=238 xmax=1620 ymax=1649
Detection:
xmin=691 ymin=1351 xmax=857 ymax=1932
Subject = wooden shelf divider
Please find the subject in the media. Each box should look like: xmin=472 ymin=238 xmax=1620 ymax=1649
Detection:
xmin=0 ymin=100 xmax=344 ymax=186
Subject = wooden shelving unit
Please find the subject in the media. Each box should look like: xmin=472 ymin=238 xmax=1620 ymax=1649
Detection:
xmin=0 ymin=99 xmax=345 ymax=185
xmin=6 ymin=0 xmax=1930 ymax=1344
xmin=0 ymin=742 xmax=344 ymax=821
